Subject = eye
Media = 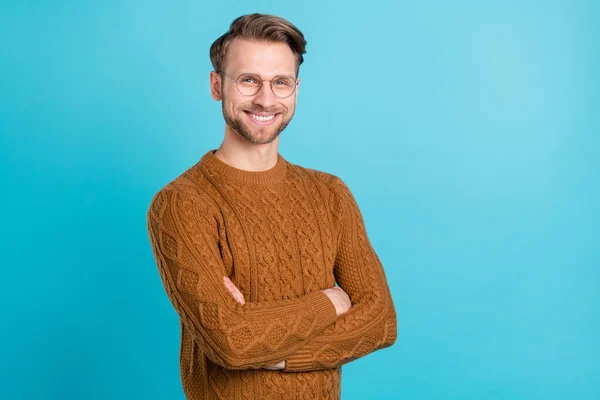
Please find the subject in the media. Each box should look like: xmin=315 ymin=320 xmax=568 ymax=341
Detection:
xmin=273 ymin=77 xmax=293 ymax=86
xmin=238 ymin=74 xmax=261 ymax=85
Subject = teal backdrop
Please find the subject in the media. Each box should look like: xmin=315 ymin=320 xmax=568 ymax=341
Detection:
xmin=1 ymin=1 xmax=598 ymax=399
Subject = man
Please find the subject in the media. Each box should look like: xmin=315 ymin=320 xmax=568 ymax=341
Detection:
xmin=146 ymin=13 xmax=396 ymax=400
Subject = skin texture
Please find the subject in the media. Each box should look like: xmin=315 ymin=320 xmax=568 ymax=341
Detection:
xmin=212 ymin=38 xmax=352 ymax=371
xmin=209 ymin=37 xmax=300 ymax=172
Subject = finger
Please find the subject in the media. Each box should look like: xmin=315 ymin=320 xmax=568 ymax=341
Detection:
xmin=263 ymin=361 xmax=284 ymax=370
xmin=225 ymin=277 xmax=246 ymax=305
xmin=223 ymin=277 xmax=233 ymax=292
xmin=223 ymin=278 xmax=239 ymax=301
xmin=233 ymin=286 xmax=245 ymax=305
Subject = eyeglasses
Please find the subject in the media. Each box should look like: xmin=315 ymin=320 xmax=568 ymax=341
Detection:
xmin=218 ymin=71 xmax=298 ymax=98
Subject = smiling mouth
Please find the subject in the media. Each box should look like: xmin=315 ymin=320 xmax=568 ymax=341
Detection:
xmin=244 ymin=111 xmax=279 ymax=125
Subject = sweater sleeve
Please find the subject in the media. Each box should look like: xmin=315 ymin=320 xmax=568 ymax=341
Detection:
xmin=146 ymin=185 xmax=338 ymax=370
xmin=283 ymin=176 xmax=397 ymax=372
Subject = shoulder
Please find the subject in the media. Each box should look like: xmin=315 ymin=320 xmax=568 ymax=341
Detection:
xmin=147 ymin=166 xmax=220 ymax=221
xmin=287 ymin=161 xmax=350 ymax=192
xmin=286 ymin=161 xmax=355 ymax=211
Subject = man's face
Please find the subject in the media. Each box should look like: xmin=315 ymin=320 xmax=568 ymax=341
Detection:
xmin=211 ymin=38 xmax=299 ymax=145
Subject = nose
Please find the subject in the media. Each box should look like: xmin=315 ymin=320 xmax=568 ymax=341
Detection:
xmin=252 ymin=82 xmax=276 ymax=109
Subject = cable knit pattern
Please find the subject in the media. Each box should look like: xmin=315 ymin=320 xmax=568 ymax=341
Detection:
xmin=146 ymin=149 xmax=396 ymax=399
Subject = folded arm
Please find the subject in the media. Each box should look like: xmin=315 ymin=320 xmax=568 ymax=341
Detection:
xmin=146 ymin=186 xmax=338 ymax=370
xmin=282 ymin=176 xmax=397 ymax=372
xmin=223 ymin=278 xmax=351 ymax=370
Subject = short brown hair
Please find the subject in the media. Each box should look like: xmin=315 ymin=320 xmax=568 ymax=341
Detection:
xmin=210 ymin=13 xmax=307 ymax=76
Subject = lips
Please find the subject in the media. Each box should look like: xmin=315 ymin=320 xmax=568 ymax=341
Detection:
xmin=250 ymin=113 xmax=275 ymax=122
xmin=244 ymin=111 xmax=280 ymax=126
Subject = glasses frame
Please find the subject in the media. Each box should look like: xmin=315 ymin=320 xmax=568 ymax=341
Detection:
xmin=218 ymin=71 xmax=298 ymax=99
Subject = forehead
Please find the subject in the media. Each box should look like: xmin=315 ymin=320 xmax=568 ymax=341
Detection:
xmin=225 ymin=37 xmax=297 ymax=77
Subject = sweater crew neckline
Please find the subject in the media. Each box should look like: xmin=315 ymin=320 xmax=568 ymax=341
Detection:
xmin=199 ymin=149 xmax=287 ymax=185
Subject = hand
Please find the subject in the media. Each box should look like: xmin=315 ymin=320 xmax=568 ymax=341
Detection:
xmin=263 ymin=360 xmax=285 ymax=370
xmin=322 ymin=286 xmax=351 ymax=317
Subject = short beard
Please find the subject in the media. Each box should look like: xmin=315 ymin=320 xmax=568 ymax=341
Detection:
xmin=221 ymin=102 xmax=293 ymax=145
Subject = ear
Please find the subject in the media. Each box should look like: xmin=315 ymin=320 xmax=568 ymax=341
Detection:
xmin=210 ymin=71 xmax=222 ymax=101
xmin=295 ymin=77 xmax=300 ymax=98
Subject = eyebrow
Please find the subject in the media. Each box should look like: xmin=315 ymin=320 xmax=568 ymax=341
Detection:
xmin=235 ymin=71 xmax=297 ymax=79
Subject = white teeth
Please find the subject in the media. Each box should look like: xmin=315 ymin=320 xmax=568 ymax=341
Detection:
xmin=250 ymin=113 xmax=275 ymax=122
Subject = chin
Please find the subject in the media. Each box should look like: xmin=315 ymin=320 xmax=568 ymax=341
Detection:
xmin=238 ymin=123 xmax=285 ymax=145
xmin=245 ymin=131 xmax=282 ymax=145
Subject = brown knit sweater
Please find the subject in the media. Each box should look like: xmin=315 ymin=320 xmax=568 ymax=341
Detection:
xmin=146 ymin=149 xmax=397 ymax=400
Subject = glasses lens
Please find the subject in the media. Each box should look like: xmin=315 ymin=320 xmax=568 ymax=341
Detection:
xmin=271 ymin=76 xmax=296 ymax=98
xmin=236 ymin=73 xmax=261 ymax=96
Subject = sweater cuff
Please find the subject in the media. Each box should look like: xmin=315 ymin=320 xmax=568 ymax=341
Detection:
xmin=284 ymin=292 xmax=337 ymax=372
xmin=284 ymin=347 xmax=318 ymax=371
xmin=307 ymin=290 xmax=338 ymax=332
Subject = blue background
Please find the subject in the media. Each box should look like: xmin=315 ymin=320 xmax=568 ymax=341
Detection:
xmin=1 ymin=1 xmax=598 ymax=399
